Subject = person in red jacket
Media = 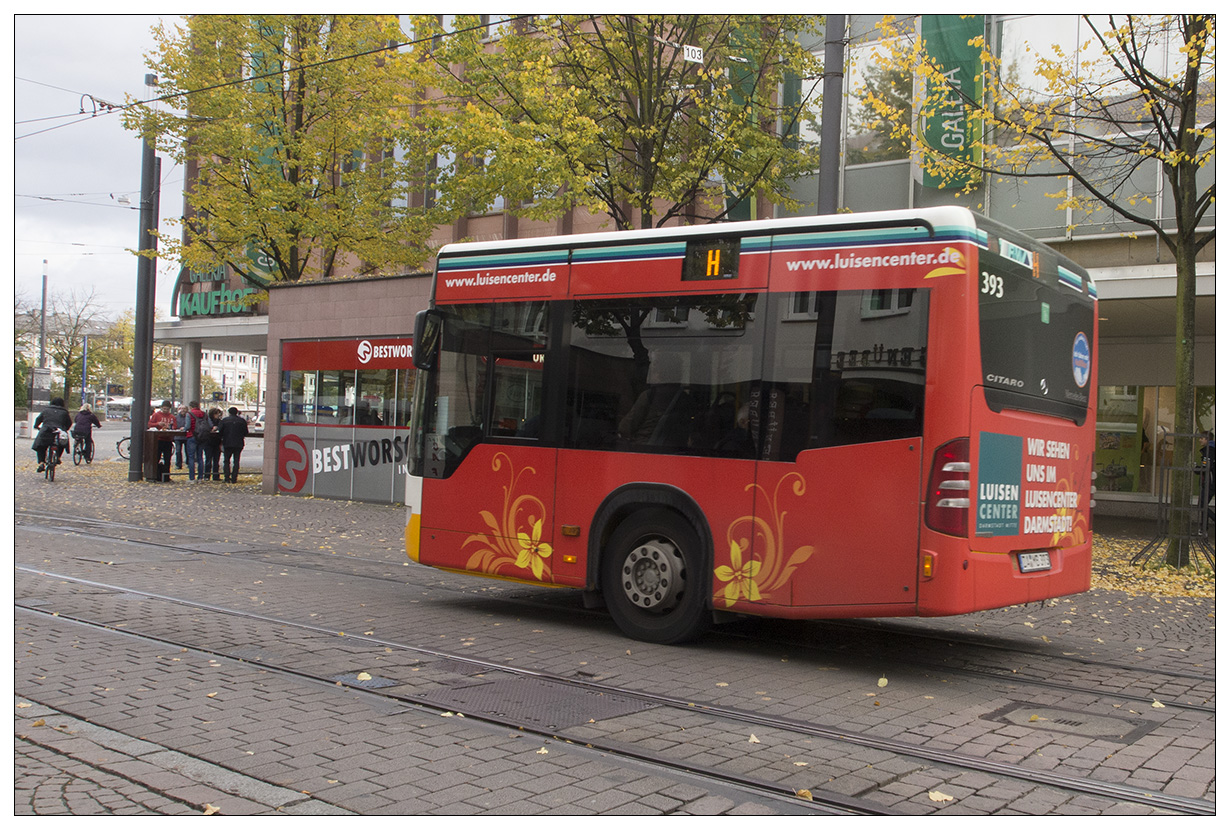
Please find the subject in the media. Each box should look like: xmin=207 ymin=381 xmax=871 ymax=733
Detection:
xmin=147 ymin=400 xmax=177 ymax=480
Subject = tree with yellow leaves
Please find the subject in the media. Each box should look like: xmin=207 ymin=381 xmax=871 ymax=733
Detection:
xmin=861 ymin=15 xmax=1214 ymax=567
xmin=413 ymin=14 xmax=824 ymax=230
xmin=125 ymin=15 xmax=448 ymax=285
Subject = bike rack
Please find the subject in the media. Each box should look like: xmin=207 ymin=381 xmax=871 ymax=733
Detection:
xmin=1131 ymin=430 xmax=1215 ymax=570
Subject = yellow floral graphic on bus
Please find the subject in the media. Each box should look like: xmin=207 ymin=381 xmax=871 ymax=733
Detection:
xmin=515 ymin=519 xmax=553 ymax=579
xmin=715 ymin=539 xmax=762 ymax=605
xmin=464 ymin=452 xmax=553 ymax=581
xmin=716 ymin=472 xmax=815 ymax=607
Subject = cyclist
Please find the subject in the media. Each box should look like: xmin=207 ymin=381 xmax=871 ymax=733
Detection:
xmin=73 ymin=403 xmax=102 ymax=461
xmin=33 ymin=396 xmax=72 ymax=473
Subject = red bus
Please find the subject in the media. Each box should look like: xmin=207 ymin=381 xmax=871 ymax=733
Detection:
xmin=405 ymin=207 xmax=1097 ymax=643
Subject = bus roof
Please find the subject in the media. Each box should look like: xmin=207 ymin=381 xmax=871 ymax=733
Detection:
xmin=436 ymin=206 xmax=985 ymax=259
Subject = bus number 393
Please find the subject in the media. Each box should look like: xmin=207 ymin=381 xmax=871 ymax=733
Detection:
xmin=981 ymin=270 xmax=1004 ymax=298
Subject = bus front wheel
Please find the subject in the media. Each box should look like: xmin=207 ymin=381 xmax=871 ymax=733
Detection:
xmin=602 ymin=508 xmax=710 ymax=644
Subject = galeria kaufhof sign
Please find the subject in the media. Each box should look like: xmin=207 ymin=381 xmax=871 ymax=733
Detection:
xmin=172 ymin=263 xmax=264 ymax=318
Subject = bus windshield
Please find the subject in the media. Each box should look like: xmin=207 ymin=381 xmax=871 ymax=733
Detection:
xmin=976 ymin=219 xmax=1095 ymax=425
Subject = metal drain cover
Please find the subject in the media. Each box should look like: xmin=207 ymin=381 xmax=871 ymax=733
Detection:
xmin=983 ymin=701 xmax=1159 ymax=743
xmin=418 ymin=673 xmax=658 ymax=730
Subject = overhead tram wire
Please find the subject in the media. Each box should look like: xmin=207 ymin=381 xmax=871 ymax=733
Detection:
xmin=14 ymin=15 xmax=538 ymax=142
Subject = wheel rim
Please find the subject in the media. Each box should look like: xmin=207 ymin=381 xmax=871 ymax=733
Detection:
xmin=620 ymin=538 xmax=686 ymax=613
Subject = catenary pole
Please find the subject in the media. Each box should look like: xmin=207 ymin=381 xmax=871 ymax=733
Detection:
xmin=817 ymin=15 xmax=846 ymax=215
xmin=128 ymin=74 xmax=161 ymax=481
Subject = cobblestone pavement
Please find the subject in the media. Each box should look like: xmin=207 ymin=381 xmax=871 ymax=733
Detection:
xmin=11 ymin=440 xmax=1216 ymax=815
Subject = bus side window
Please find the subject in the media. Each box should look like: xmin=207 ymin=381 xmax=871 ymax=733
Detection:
xmin=566 ymin=294 xmax=761 ymax=458
xmin=488 ymin=351 xmax=545 ymax=438
xmin=763 ymin=290 xmax=928 ymax=457
xmin=485 ymin=301 xmax=550 ymax=440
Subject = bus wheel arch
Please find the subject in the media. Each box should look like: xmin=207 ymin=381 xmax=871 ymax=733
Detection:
xmin=591 ymin=486 xmax=713 ymax=644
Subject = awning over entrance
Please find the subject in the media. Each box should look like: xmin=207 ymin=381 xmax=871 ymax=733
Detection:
xmin=155 ymin=315 xmax=269 ymax=356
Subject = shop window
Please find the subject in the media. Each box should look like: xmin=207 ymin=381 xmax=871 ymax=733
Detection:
xmin=282 ymin=370 xmax=316 ymax=424
xmin=317 ymin=370 xmax=355 ymax=425
xmin=355 ymin=368 xmax=398 ymax=426
xmin=1095 ymin=385 xmax=1216 ymax=495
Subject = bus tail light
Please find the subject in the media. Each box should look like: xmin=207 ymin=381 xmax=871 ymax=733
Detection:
xmin=926 ymin=438 xmax=970 ymax=537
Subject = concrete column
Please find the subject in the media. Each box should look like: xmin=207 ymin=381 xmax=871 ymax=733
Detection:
xmin=181 ymin=341 xmax=202 ymax=405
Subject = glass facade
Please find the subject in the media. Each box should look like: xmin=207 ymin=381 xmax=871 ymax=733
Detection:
xmin=1095 ymin=385 xmax=1215 ymax=495
xmin=277 ymin=337 xmax=416 ymax=502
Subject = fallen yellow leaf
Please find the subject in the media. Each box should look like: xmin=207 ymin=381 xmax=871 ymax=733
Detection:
xmin=928 ymin=791 xmax=954 ymax=803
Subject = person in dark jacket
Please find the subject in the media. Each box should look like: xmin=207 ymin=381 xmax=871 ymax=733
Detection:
xmin=33 ymin=397 xmax=72 ymax=472
xmin=71 ymin=404 xmax=102 ymax=460
xmin=202 ymin=408 xmax=224 ymax=481
xmin=218 ymin=407 xmax=250 ymax=483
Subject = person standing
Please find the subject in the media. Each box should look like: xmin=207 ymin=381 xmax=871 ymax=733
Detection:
xmin=33 ymin=397 xmax=72 ymax=472
xmin=185 ymin=400 xmax=208 ymax=481
xmin=72 ymin=403 xmax=102 ymax=461
xmin=202 ymin=407 xmax=224 ymax=481
xmin=147 ymin=400 xmax=178 ymax=481
xmin=219 ymin=406 xmax=250 ymax=483
xmin=173 ymin=404 xmax=191 ymax=469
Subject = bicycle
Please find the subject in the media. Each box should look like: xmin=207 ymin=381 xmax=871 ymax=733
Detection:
xmin=72 ymin=432 xmax=94 ymax=465
xmin=116 ymin=436 xmax=131 ymax=460
xmin=45 ymin=430 xmax=68 ymax=482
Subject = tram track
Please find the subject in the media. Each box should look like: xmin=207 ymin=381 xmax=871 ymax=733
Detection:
xmin=14 ymin=582 xmax=881 ymax=816
xmin=16 ymin=511 xmax=1216 ymax=715
xmin=14 ymin=564 xmax=1214 ymax=815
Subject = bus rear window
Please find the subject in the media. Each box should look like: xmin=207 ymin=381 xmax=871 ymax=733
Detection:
xmin=978 ymin=242 xmax=1094 ymax=424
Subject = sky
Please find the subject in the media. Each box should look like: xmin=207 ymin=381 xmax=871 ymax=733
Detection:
xmin=13 ymin=14 xmax=186 ymax=321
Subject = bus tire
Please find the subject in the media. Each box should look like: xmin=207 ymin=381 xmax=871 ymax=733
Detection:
xmin=602 ymin=508 xmax=710 ymax=644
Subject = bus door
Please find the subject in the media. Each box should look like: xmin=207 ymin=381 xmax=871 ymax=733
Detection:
xmin=416 ymin=301 xmax=563 ymax=585
xmin=742 ymin=288 xmax=927 ymax=613
xmin=756 ymin=231 xmax=942 ymax=613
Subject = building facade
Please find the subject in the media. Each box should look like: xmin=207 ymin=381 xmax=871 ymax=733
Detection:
xmin=153 ymin=14 xmax=1212 ymax=515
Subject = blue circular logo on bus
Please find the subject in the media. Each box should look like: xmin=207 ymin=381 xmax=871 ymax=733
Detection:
xmin=1072 ymin=332 xmax=1091 ymax=388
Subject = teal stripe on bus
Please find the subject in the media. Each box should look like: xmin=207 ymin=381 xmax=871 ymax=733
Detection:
xmin=770 ymin=223 xmax=982 ymax=251
xmin=1057 ymin=265 xmax=1085 ymax=293
xmin=439 ymin=249 xmax=570 ymax=272
xmin=572 ymin=241 xmax=686 ymax=263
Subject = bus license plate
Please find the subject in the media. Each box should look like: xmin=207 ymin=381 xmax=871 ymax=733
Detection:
xmin=1018 ymin=551 xmax=1052 ymax=573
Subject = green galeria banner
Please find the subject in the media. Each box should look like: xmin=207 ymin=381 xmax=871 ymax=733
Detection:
xmin=921 ymin=14 xmax=984 ymax=189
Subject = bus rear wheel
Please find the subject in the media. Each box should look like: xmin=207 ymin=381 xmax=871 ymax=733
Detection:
xmin=602 ymin=508 xmax=710 ymax=644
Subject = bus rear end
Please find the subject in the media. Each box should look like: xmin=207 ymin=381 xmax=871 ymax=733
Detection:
xmin=918 ymin=217 xmax=1097 ymax=614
